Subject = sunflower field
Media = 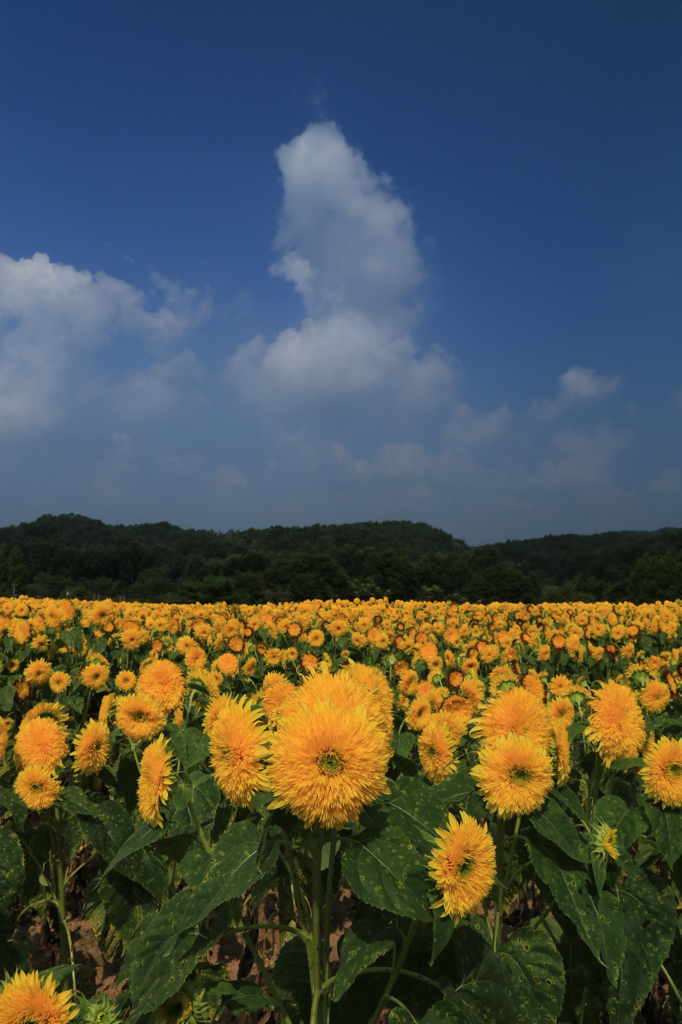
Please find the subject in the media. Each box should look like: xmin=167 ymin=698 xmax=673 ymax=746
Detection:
xmin=1 ymin=596 xmax=682 ymax=1024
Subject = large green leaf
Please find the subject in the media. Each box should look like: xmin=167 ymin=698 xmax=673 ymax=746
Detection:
xmin=0 ymin=784 xmax=29 ymax=827
xmin=606 ymin=869 xmax=677 ymax=1024
xmin=101 ymin=823 xmax=162 ymax=879
xmin=496 ymin=924 xmax=566 ymax=1023
xmin=593 ymin=795 xmax=648 ymax=852
xmin=525 ymin=834 xmax=603 ymax=963
xmin=0 ymin=827 xmax=25 ymax=913
xmin=643 ymin=800 xmax=682 ymax=868
xmin=530 ymin=795 xmax=588 ymax=863
xmin=342 ymin=832 xmax=432 ymax=921
xmin=271 ymin=935 xmax=311 ymax=1024
xmin=61 ymin=785 xmax=99 ymax=816
xmin=432 ymin=770 xmax=475 ymax=807
xmin=384 ymin=776 xmax=448 ymax=845
xmin=333 ymin=915 xmax=398 ymax=1001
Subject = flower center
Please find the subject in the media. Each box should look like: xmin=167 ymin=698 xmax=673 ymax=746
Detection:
xmin=318 ymin=750 xmax=344 ymax=776
xmin=511 ymin=767 xmax=530 ymax=785
xmin=458 ymin=857 xmax=473 ymax=878
xmin=669 ymin=763 xmax=682 ymax=778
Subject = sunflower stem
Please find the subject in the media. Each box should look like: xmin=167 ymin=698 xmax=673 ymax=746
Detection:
xmin=322 ymin=835 xmax=338 ymax=989
xmin=50 ymin=811 xmax=76 ymax=993
xmin=588 ymin=757 xmax=603 ymax=824
xmin=367 ymin=918 xmax=419 ymax=1024
xmin=188 ymin=798 xmax=213 ymax=855
xmin=493 ymin=816 xmax=506 ymax=952
xmin=282 ymin=828 xmax=312 ymax=932
xmin=128 ymin=737 xmax=140 ymax=771
xmin=309 ymin=831 xmax=324 ymax=1024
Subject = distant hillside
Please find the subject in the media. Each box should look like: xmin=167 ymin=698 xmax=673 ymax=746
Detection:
xmin=493 ymin=528 xmax=682 ymax=603
xmin=0 ymin=514 xmax=538 ymax=605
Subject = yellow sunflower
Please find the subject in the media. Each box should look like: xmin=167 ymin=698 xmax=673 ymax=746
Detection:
xmin=470 ymin=734 xmax=553 ymax=819
xmin=0 ymin=718 xmax=9 ymax=761
xmin=584 ymin=682 xmax=646 ymax=767
xmin=428 ymin=811 xmax=496 ymax=922
xmin=208 ymin=695 xmax=270 ymax=807
xmin=137 ymin=660 xmax=186 ymax=713
xmin=213 ymin=652 xmax=239 ymax=677
xmin=640 ymin=736 xmax=682 ymax=808
xmin=14 ymin=716 xmax=68 ymax=770
xmin=80 ymin=663 xmax=109 ymax=690
xmin=552 ymin=723 xmax=571 ymax=787
xmin=115 ymin=693 xmax=166 ymax=741
xmin=261 ymin=674 xmax=297 ymax=723
xmin=548 ymin=697 xmax=575 ymax=727
xmin=0 ymin=969 xmax=77 ymax=1024
xmin=48 ymin=671 xmax=70 ymax=694
xmin=418 ymin=718 xmax=457 ymax=783
xmin=269 ymin=700 xmax=391 ymax=829
xmin=405 ymin=696 xmax=432 ymax=732
xmin=14 ymin=767 xmax=62 ymax=811
xmin=639 ymin=681 xmax=671 ymax=715
xmin=114 ymin=670 xmax=137 ymax=692
xmin=138 ymin=736 xmax=173 ymax=827
xmin=23 ymin=659 xmax=52 ymax=687
xmin=470 ymin=687 xmax=552 ymax=750
xmin=71 ymin=720 xmax=110 ymax=776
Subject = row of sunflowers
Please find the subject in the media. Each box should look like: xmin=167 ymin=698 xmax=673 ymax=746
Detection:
xmin=1 ymin=595 xmax=682 ymax=1024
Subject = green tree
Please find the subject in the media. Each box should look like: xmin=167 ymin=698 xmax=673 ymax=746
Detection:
xmin=7 ymin=545 xmax=28 ymax=585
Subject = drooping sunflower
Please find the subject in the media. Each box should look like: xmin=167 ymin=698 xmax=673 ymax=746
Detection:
xmin=639 ymin=681 xmax=671 ymax=715
xmin=152 ymin=991 xmax=192 ymax=1024
xmin=137 ymin=660 xmax=186 ymax=713
xmin=208 ymin=695 xmax=270 ymax=807
xmin=98 ymin=693 xmax=116 ymax=724
xmin=115 ymin=694 xmax=166 ymax=742
xmin=590 ymin=821 xmax=619 ymax=862
xmin=114 ymin=670 xmax=137 ymax=692
xmin=0 ymin=969 xmax=77 ymax=1024
xmin=14 ymin=716 xmax=68 ymax=770
xmin=23 ymin=659 xmax=52 ymax=687
xmin=584 ymin=682 xmax=646 ymax=767
xmin=80 ymin=663 xmax=109 ymax=690
xmin=428 ymin=811 xmax=496 ymax=922
xmin=470 ymin=734 xmax=553 ymax=819
xmin=138 ymin=736 xmax=174 ymax=827
xmin=48 ymin=671 xmax=70 ymax=695
xmin=418 ymin=718 xmax=457 ymax=783
xmin=470 ymin=688 xmax=552 ymax=750
xmin=640 ymin=736 xmax=682 ymax=808
xmin=269 ymin=700 xmax=391 ymax=829
xmin=14 ymin=767 xmax=62 ymax=811
xmin=71 ymin=720 xmax=110 ymax=776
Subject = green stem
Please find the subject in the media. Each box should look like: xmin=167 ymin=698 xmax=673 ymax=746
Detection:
xmin=50 ymin=812 xmax=76 ymax=994
xmin=493 ymin=816 xmax=506 ymax=952
xmin=589 ymin=758 xmax=603 ymax=824
xmin=128 ymin=737 xmax=140 ymax=770
xmin=309 ymin=832 xmax=323 ymax=1024
xmin=323 ymin=836 xmax=338 ymax=987
xmin=387 ymin=996 xmax=418 ymax=1022
xmin=243 ymin=931 xmax=294 ymax=1024
xmin=282 ymin=829 xmax=312 ymax=931
xmin=367 ymin=919 xmax=419 ymax=1024
xmin=361 ymin=967 xmax=443 ymax=989
xmin=188 ymin=798 xmax=213 ymax=855
xmin=184 ymin=691 xmax=194 ymax=729
xmin=661 ymin=964 xmax=682 ymax=1006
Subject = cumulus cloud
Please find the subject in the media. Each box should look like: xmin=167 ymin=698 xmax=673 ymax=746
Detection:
xmin=228 ymin=122 xmax=452 ymax=411
xmin=0 ymin=251 xmax=210 ymax=436
xmin=114 ymin=349 xmax=204 ymax=420
xmin=534 ymin=366 xmax=623 ymax=420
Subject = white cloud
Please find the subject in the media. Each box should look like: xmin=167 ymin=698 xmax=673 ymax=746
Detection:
xmin=0 ymin=251 xmax=210 ymax=436
xmin=228 ymin=122 xmax=452 ymax=411
xmin=114 ymin=349 xmax=203 ymax=420
xmin=534 ymin=366 xmax=623 ymax=420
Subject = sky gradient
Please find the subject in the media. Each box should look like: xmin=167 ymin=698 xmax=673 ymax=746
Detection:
xmin=0 ymin=1 xmax=680 ymax=544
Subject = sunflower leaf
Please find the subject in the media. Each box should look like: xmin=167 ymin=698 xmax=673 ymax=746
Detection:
xmin=333 ymin=916 xmax=398 ymax=1001
xmin=496 ymin=923 xmax=566 ymax=1023
xmin=643 ymin=800 xmax=682 ymax=867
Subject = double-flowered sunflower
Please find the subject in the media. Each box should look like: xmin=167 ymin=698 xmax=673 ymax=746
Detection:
xmin=470 ymin=687 xmax=552 ymax=750
xmin=640 ymin=735 xmax=682 ymax=808
xmin=138 ymin=736 xmax=174 ymax=826
xmin=584 ymin=682 xmax=646 ymax=767
xmin=428 ymin=812 xmax=496 ymax=922
xmin=471 ymin=734 xmax=553 ymax=818
xmin=207 ymin=695 xmax=270 ymax=807
xmin=0 ymin=969 xmax=77 ymax=1024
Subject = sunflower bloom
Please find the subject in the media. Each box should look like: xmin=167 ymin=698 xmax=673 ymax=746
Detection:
xmin=639 ymin=681 xmax=671 ymax=715
xmin=0 ymin=718 xmax=9 ymax=761
xmin=418 ymin=718 xmax=457 ymax=783
xmin=0 ymin=969 xmax=77 ymax=1024
xmin=208 ymin=695 xmax=270 ymax=807
xmin=23 ymin=659 xmax=52 ymax=687
xmin=80 ymin=663 xmax=109 ymax=690
xmin=591 ymin=821 xmax=619 ymax=862
xmin=405 ymin=696 xmax=432 ymax=732
xmin=269 ymin=701 xmax=391 ymax=829
xmin=14 ymin=716 xmax=68 ymax=770
xmin=470 ymin=735 xmax=553 ymax=819
xmin=261 ymin=674 xmax=297 ymax=723
xmin=584 ymin=682 xmax=646 ymax=767
xmin=114 ymin=670 xmax=137 ymax=692
xmin=549 ymin=697 xmax=575 ymax=727
xmin=640 ymin=736 xmax=682 ymax=808
xmin=552 ymin=723 xmax=571 ymax=787
xmin=14 ymin=767 xmax=62 ymax=811
xmin=470 ymin=688 xmax=552 ymax=750
xmin=137 ymin=660 xmax=186 ymax=713
xmin=48 ymin=671 xmax=70 ymax=695
xmin=115 ymin=694 xmax=166 ymax=741
xmin=72 ymin=720 xmax=110 ymax=776
xmin=138 ymin=736 xmax=173 ymax=826
xmin=428 ymin=812 xmax=496 ymax=922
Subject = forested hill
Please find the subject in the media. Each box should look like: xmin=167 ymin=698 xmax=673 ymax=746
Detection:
xmin=0 ymin=514 xmax=680 ymax=604
xmin=0 ymin=514 xmax=535 ymax=604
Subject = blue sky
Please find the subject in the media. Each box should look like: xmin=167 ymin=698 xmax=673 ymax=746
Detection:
xmin=0 ymin=1 xmax=680 ymax=544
